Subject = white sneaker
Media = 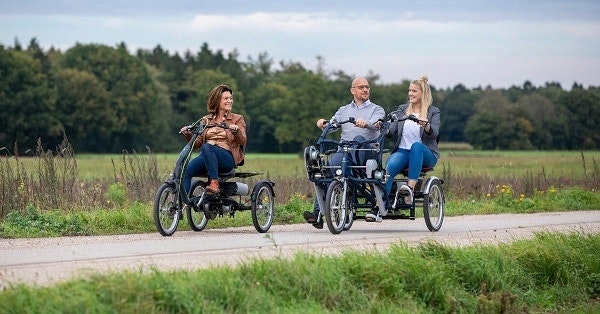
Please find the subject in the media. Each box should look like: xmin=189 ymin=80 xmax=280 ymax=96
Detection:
xmin=398 ymin=185 xmax=413 ymax=205
xmin=365 ymin=207 xmax=382 ymax=222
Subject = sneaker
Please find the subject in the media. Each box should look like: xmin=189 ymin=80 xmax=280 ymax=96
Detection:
xmin=398 ymin=185 xmax=413 ymax=205
xmin=365 ymin=207 xmax=382 ymax=222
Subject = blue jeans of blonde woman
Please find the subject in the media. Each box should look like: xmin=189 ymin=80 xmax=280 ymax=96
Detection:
xmin=385 ymin=142 xmax=437 ymax=196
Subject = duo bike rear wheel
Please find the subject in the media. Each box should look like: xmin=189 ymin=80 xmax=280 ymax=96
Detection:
xmin=423 ymin=178 xmax=445 ymax=232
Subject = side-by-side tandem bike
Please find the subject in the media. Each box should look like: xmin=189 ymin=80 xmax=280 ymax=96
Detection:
xmin=304 ymin=111 xmax=445 ymax=234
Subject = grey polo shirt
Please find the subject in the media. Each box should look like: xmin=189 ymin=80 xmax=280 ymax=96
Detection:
xmin=331 ymin=99 xmax=385 ymax=141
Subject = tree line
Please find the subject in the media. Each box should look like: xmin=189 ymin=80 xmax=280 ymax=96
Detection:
xmin=1 ymin=38 xmax=599 ymax=154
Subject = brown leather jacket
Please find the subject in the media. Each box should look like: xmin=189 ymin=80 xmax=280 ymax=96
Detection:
xmin=184 ymin=112 xmax=247 ymax=166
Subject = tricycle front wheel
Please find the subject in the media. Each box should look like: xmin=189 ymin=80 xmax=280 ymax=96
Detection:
xmin=153 ymin=182 xmax=180 ymax=236
xmin=187 ymin=180 xmax=208 ymax=232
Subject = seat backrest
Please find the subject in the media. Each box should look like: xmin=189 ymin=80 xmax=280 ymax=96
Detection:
xmin=236 ymin=122 xmax=249 ymax=167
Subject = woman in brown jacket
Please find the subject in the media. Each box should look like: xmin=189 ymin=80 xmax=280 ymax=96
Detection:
xmin=180 ymin=85 xmax=247 ymax=194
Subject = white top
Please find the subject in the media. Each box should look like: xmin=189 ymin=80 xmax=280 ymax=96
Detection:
xmin=399 ymin=113 xmax=421 ymax=149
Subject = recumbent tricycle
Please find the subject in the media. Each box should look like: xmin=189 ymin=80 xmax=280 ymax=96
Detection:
xmin=153 ymin=119 xmax=275 ymax=236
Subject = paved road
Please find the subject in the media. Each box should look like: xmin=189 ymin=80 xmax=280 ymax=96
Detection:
xmin=1 ymin=211 xmax=599 ymax=288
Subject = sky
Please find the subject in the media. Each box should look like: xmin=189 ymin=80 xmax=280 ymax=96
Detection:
xmin=1 ymin=0 xmax=599 ymax=89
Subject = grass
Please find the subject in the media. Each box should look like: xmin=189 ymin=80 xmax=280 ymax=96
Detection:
xmin=1 ymin=148 xmax=599 ymax=312
xmin=1 ymin=148 xmax=599 ymax=238
xmin=1 ymin=186 xmax=598 ymax=238
xmin=1 ymin=232 xmax=598 ymax=313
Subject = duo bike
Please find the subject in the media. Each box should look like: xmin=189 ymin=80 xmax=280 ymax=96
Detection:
xmin=304 ymin=111 xmax=445 ymax=234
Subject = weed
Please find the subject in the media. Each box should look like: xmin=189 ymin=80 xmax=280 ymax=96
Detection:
xmin=104 ymin=182 xmax=127 ymax=207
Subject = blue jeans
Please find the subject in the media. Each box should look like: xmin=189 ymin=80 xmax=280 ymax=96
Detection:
xmin=385 ymin=142 xmax=437 ymax=195
xmin=183 ymin=143 xmax=235 ymax=195
xmin=313 ymin=135 xmax=376 ymax=214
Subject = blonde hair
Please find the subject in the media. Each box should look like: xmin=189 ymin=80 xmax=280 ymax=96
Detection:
xmin=407 ymin=75 xmax=432 ymax=117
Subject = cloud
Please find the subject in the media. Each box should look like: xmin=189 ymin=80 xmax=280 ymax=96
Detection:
xmin=1 ymin=2 xmax=598 ymax=89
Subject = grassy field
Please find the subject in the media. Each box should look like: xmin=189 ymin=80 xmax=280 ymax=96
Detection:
xmin=1 ymin=149 xmax=599 ymax=238
xmin=68 ymin=150 xmax=600 ymax=180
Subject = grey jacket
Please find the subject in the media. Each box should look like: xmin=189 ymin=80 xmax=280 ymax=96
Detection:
xmin=386 ymin=103 xmax=440 ymax=159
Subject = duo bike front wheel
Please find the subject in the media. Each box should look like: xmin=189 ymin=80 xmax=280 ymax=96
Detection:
xmin=324 ymin=180 xmax=347 ymax=234
xmin=153 ymin=182 xmax=181 ymax=236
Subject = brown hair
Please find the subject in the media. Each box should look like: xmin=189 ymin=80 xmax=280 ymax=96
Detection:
xmin=206 ymin=84 xmax=233 ymax=114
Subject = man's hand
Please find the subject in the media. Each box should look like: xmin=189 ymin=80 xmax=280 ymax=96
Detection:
xmin=316 ymin=118 xmax=327 ymax=129
xmin=355 ymin=118 xmax=368 ymax=128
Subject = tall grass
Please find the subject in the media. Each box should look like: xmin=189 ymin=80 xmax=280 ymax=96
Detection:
xmin=0 ymin=232 xmax=598 ymax=313
xmin=1 ymin=138 xmax=599 ymax=230
xmin=0 ymin=140 xmax=162 ymax=219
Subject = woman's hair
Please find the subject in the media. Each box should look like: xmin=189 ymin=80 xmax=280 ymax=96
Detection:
xmin=206 ymin=84 xmax=233 ymax=114
xmin=408 ymin=75 xmax=432 ymax=116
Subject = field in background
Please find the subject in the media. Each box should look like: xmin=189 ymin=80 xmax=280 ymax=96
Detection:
xmin=69 ymin=150 xmax=600 ymax=180
xmin=2 ymin=148 xmax=598 ymax=222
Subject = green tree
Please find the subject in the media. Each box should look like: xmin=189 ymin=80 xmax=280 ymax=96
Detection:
xmin=54 ymin=69 xmax=115 ymax=152
xmin=59 ymin=43 xmax=164 ymax=152
xmin=271 ymin=65 xmax=338 ymax=152
xmin=557 ymin=89 xmax=600 ymax=149
xmin=465 ymin=90 xmax=534 ymax=149
xmin=245 ymin=82 xmax=291 ymax=152
xmin=517 ymin=94 xmax=556 ymax=149
xmin=0 ymin=47 xmax=61 ymax=153
xmin=437 ymin=84 xmax=479 ymax=142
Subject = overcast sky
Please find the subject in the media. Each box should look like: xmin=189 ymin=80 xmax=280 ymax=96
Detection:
xmin=1 ymin=0 xmax=599 ymax=89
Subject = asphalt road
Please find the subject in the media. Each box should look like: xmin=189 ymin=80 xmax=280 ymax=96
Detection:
xmin=1 ymin=211 xmax=599 ymax=288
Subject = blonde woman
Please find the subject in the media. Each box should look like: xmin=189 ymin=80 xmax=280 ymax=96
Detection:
xmin=366 ymin=75 xmax=440 ymax=222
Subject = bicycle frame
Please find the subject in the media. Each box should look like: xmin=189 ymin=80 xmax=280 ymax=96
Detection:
xmin=304 ymin=110 xmax=445 ymax=233
xmin=166 ymin=119 xmax=214 ymax=209
xmin=309 ymin=117 xmax=389 ymax=216
xmin=306 ymin=111 xmax=422 ymax=216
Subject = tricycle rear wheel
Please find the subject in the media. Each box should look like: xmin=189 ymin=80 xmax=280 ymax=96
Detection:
xmin=251 ymin=181 xmax=274 ymax=233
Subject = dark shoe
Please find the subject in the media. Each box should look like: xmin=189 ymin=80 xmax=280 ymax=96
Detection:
xmin=312 ymin=218 xmax=324 ymax=229
xmin=304 ymin=211 xmax=324 ymax=229
xmin=303 ymin=211 xmax=317 ymax=223
xmin=365 ymin=207 xmax=382 ymax=222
